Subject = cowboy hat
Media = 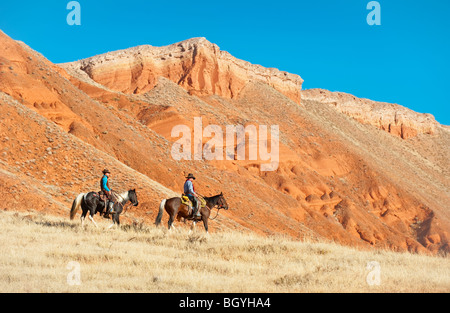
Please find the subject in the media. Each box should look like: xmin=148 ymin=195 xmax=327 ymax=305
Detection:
xmin=185 ymin=173 xmax=196 ymax=179
xmin=102 ymin=168 xmax=111 ymax=174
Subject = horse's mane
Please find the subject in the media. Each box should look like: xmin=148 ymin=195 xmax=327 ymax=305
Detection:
xmin=111 ymin=190 xmax=130 ymax=203
xmin=203 ymin=194 xmax=222 ymax=205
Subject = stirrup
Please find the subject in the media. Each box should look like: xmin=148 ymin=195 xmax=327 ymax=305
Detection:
xmin=108 ymin=202 xmax=115 ymax=214
xmin=191 ymin=207 xmax=200 ymax=218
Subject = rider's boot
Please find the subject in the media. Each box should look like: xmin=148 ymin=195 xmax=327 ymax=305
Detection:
xmin=103 ymin=200 xmax=109 ymax=217
xmin=108 ymin=201 xmax=114 ymax=214
xmin=192 ymin=203 xmax=201 ymax=217
xmin=104 ymin=201 xmax=114 ymax=218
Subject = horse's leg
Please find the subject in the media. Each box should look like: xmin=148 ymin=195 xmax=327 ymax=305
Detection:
xmin=88 ymin=214 xmax=98 ymax=228
xmin=107 ymin=222 xmax=115 ymax=229
xmin=80 ymin=208 xmax=87 ymax=228
xmin=108 ymin=202 xmax=122 ymax=230
xmin=201 ymin=212 xmax=209 ymax=234
xmin=169 ymin=213 xmax=179 ymax=231
xmin=168 ymin=215 xmax=174 ymax=230
xmin=115 ymin=214 xmax=120 ymax=228
xmin=165 ymin=198 xmax=184 ymax=231
xmin=107 ymin=213 xmax=118 ymax=230
xmin=168 ymin=206 xmax=177 ymax=230
xmin=174 ymin=212 xmax=186 ymax=231
xmin=107 ymin=216 xmax=116 ymax=229
xmin=87 ymin=206 xmax=98 ymax=228
xmin=189 ymin=221 xmax=197 ymax=234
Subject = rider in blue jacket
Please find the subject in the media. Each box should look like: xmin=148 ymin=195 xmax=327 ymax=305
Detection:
xmin=184 ymin=173 xmax=201 ymax=217
xmin=101 ymin=169 xmax=114 ymax=216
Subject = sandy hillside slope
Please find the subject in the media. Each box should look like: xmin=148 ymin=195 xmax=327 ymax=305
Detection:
xmin=0 ymin=29 xmax=448 ymax=254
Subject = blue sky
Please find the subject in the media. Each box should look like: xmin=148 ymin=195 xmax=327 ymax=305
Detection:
xmin=0 ymin=0 xmax=448 ymax=125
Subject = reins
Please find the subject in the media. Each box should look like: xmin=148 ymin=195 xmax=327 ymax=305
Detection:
xmin=123 ymin=201 xmax=132 ymax=215
xmin=202 ymin=194 xmax=225 ymax=220
xmin=209 ymin=206 xmax=222 ymax=220
xmin=110 ymin=190 xmax=134 ymax=215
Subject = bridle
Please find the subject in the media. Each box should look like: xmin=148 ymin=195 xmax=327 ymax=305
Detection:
xmin=120 ymin=190 xmax=138 ymax=214
xmin=208 ymin=195 xmax=227 ymax=220
xmin=216 ymin=195 xmax=227 ymax=210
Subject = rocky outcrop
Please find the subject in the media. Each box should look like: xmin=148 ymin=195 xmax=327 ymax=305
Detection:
xmin=61 ymin=37 xmax=304 ymax=104
xmin=302 ymin=88 xmax=438 ymax=139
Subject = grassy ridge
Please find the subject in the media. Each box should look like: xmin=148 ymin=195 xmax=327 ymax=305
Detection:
xmin=0 ymin=210 xmax=448 ymax=293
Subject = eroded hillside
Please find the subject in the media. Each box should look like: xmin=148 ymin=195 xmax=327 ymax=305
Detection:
xmin=1 ymin=29 xmax=448 ymax=254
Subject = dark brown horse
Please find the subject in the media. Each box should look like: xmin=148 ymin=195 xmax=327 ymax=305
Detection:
xmin=154 ymin=193 xmax=228 ymax=233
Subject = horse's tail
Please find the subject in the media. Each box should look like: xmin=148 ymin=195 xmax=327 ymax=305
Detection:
xmin=154 ymin=199 xmax=167 ymax=226
xmin=70 ymin=193 xmax=84 ymax=220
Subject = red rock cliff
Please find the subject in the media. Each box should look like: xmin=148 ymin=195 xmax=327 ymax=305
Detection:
xmin=62 ymin=37 xmax=304 ymax=104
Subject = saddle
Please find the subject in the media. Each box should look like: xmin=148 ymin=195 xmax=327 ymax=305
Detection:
xmin=98 ymin=190 xmax=118 ymax=216
xmin=180 ymin=194 xmax=191 ymax=206
xmin=98 ymin=190 xmax=118 ymax=202
xmin=181 ymin=194 xmax=206 ymax=215
xmin=98 ymin=190 xmax=108 ymax=202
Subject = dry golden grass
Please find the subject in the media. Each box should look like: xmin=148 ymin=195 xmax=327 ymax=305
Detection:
xmin=0 ymin=210 xmax=448 ymax=293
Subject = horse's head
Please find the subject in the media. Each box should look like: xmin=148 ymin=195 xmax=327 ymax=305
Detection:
xmin=129 ymin=189 xmax=139 ymax=206
xmin=218 ymin=192 xmax=228 ymax=210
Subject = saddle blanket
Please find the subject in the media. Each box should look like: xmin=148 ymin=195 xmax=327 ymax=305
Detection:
xmin=181 ymin=194 xmax=206 ymax=208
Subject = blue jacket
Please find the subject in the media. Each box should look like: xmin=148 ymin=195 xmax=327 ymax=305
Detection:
xmin=101 ymin=175 xmax=110 ymax=192
xmin=184 ymin=179 xmax=195 ymax=195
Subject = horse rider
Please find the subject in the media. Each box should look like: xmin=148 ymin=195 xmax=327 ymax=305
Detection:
xmin=100 ymin=168 xmax=114 ymax=217
xmin=184 ymin=173 xmax=201 ymax=217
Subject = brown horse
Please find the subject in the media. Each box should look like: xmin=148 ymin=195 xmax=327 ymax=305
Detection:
xmin=154 ymin=193 xmax=228 ymax=233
